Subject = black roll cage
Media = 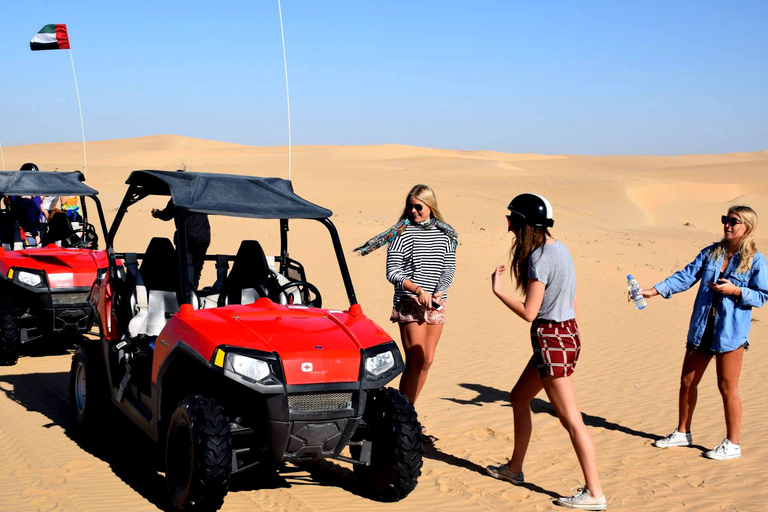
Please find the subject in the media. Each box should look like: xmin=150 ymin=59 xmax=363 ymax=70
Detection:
xmin=106 ymin=182 xmax=358 ymax=307
xmin=0 ymin=170 xmax=109 ymax=245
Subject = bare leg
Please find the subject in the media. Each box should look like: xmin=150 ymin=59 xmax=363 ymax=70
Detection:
xmin=715 ymin=347 xmax=745 ymax=444
xmin=507 ymin=358 xmax=544 ymax=473
xmin=677 ymin=348 xmax=713 ymax=432
xmin=398 ymin=321 xmax=443 ymax=404
xmin=542 ymin=375 xmax=603 ymax=499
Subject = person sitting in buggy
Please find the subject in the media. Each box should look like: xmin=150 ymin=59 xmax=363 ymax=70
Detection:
xmin=3 ymin=195 xmax=43 ymax=247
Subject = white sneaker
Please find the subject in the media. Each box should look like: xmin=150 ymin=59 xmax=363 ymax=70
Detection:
xmin=485 ymin=463 xmax=524 ymax=484
xmin=653 ymin=430 xmax=692 ymax=448
xmin=556 ymin=488 xmax=607 ymax=510
xmin=704 ymin=438 xmax=741 ymax=460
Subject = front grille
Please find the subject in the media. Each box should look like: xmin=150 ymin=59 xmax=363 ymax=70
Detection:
xmin=52 ymin=292 xmax=90 ymax=305
xmin=288 ymin=393 xmax=353 ymax=413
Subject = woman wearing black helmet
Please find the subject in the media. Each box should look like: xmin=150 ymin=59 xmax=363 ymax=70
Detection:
xmin=486 ymin=193 xmax=606 ymax=510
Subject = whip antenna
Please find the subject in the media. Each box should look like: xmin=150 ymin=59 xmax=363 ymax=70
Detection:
xmin=277 ymin=0 xmax=292 ymax=180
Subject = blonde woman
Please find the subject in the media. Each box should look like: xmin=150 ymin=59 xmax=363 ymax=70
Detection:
xmin=486 ymin=193 xmax=605 ymax=510
xmin=354 ymin=184 xmax=457 ymax=443
xmin=638 ymin=206 xmax=767 ymax=459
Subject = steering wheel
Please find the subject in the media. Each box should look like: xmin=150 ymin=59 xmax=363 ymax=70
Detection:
xmin=69 ymin=222 xmax=99 ymax=249
xmin=276 ymin=280 xmax=322 ymax=308
xmin=80 ymin=223 xmax=99 ymax=247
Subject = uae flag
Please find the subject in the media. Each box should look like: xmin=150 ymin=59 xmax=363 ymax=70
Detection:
xmin=30 ymin=24 xmax=70 ymax=51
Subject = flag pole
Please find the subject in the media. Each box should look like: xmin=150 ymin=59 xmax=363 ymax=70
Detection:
xmin=68 ymin=48 xmax=87 ymax=178
xmin=0 ymin=142 xmax=5 ymax=170
xmin=277 ymin=0 xmax=292 ymax=181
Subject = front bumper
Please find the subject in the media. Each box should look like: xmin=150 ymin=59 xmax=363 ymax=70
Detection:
xmin=215 ymin=341 xmax=404 ymax=466
xmin=1 ymin=274 xmax=94 ymax=341
xmin=267 ymin=384 xmax=365 ymax=462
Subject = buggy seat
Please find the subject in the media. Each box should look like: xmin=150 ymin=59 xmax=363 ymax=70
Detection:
xmin=42 ymin=211 xmax=80 ymax=247
xmin=127 ymin=237 xmax=181 ymax=338
xmin=218 ymin=240 xmax=285 ymax=306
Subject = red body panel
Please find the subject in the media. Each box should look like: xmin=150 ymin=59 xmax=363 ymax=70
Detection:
xmin=0 ymin=246 xmax=108 ymax=288
xmin=92 ymin=272 xmax=121 ymax=341
xmin=151 ymin=298 xmax=393 ymax=386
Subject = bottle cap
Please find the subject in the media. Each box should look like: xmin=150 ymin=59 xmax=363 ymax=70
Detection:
xmin=627 ymin=274 xmax=634 ymax=280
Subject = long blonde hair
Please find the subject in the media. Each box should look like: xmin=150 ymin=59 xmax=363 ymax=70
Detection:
xmin=711 ymin=205 xmax=759 ymax=273
xmin=509 ymin=224 xmax=550 ymax=296
xmin=399 ymin=184 xmax=446 ymax=222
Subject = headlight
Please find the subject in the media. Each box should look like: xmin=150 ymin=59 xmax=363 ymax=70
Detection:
xmin=227 ymin=353 xmax=271 ymax=382
xmin=17 ymin=271 xmax=43 ymax=287
xmin=365 ymin=350 xmax=395 ymax=377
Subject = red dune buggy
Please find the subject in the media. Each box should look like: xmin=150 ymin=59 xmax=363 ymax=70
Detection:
xmin=72 ymin=170 xmax=421 ymax=511
xmin=0 ymin=170 xmax=107 ymax=365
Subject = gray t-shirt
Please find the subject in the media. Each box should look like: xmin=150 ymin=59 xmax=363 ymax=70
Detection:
xmin=528 ymin=241 xmax=576 ymax=322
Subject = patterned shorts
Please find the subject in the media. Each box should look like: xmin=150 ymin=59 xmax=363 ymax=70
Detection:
xmin=390 ymin=295 xmax=446 ymax=325
xmin=530 ymin=318 xmax=581 ymax=378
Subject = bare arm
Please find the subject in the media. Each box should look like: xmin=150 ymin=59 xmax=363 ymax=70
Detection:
xmin=491 ymin=264 xmax=545 ymax=322
xmin=640 ymin=287 xmax=660 ymax=298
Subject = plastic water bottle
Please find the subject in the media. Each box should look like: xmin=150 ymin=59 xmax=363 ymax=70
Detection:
xmin=627 ymin=274 xmax=646 ymax=310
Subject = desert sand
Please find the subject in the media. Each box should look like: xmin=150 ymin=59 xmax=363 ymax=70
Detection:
xmin=0 ymin=135 xmax=766 ymax=511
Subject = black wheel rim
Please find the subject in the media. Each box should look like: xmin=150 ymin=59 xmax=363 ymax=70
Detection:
xmin=74 ymin=361 xmax=87 ymax=414
xmin=168 ymin=421 xmax=193 ymax=492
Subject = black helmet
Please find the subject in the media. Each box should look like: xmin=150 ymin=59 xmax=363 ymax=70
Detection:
xmin=507 ymin=193 xmax=554 ymax=229
xmin=20 ymin=162 xmax=39 ymax=171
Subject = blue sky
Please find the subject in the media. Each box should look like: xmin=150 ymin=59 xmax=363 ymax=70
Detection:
xmin=1 ymin=1 xmax=766 ymax=154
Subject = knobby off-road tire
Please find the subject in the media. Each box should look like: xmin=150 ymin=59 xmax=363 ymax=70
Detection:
xmin=69 ymin=343 xmax=110 ymax=428
xmin=354 ymin=387 xmax=422 ymax=501
xmin=166 ymin=395 xmax=232 ymax=512
xmin=0 ymin=298 xmax=20 ymax=366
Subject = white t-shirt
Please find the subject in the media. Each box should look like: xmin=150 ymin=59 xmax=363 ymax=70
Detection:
xmin=41 ymin=195 xmax=58 ymax=211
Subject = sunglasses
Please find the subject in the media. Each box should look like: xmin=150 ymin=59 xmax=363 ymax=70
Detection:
xmin=409 ymin=203 xmax=423 ymax=212
xmin=721 ymin=215 xmax=743 ymax=227
xmin=506 ymin=215 xmax=520 ymax=231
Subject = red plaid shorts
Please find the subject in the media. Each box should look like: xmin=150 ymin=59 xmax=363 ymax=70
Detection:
xmin=530 ymin=318 xmax=581 ymax=378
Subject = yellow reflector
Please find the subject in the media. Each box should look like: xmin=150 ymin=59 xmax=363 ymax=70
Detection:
xmin=214 ymin=349 xmax=225 ymax=368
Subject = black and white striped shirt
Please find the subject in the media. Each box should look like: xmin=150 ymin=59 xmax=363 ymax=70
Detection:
xmin=386 ymin=223 xmax=457 ymax=307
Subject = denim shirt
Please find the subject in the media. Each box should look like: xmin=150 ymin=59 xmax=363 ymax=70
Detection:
xmin=654 ymin=244 xmax=768 ymax=352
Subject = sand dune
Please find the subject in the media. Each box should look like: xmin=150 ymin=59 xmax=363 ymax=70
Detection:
xmin=0 ymin=136 xmax=766 ymax=511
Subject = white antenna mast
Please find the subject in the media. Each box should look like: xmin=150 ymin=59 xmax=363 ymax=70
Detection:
xmin=277 ymin=0 xmax=292 ymax=180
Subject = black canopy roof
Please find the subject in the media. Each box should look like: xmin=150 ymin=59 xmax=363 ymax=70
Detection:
xmin=0 ymin=170 xmax=97 ymax=196
xmin=126 ymin=170 xmax=332 ymax=219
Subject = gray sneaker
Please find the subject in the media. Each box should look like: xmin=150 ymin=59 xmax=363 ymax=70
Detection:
xmin=653 ymin=429 xmax=692 ymax=448
xmin=485 ymin=463 xmax=524 ymax=484
xmin=556 ymin=488 xmax=607 ymax=510
xmin=704 ymin=438 xmax=741 ymax=460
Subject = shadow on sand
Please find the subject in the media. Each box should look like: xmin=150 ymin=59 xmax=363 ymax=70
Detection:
xmin=422 ymin=443 xmax=560 ymax=499
xmin=0 ymin=370 xmax=376 ymax=510
xmin=19 ymin=333 xmax=79 ymax=359
xmin=443 ymin=382 xmax=659 ymax=441
xmin=424 ymin=381 xmax=674 ymax=500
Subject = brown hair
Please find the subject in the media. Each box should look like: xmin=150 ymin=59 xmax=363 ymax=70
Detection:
xmin=398 ymin=184 xmax=446 ymax=223
xmin=712 ymin=205 xmax=759 ymax=273
xmin=509 ymin=224 xmax=550 ymax=296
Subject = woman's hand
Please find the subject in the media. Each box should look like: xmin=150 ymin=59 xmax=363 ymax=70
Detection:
xmin=417 ymin=290 xmax=433 ymax=308
xmin=628 ymin=286 xmax=658 ymax=302
xmin=708 ymin=278 xmax=741 ymax=297
xmin=491 ymin=265 xmax=506 ymax=295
